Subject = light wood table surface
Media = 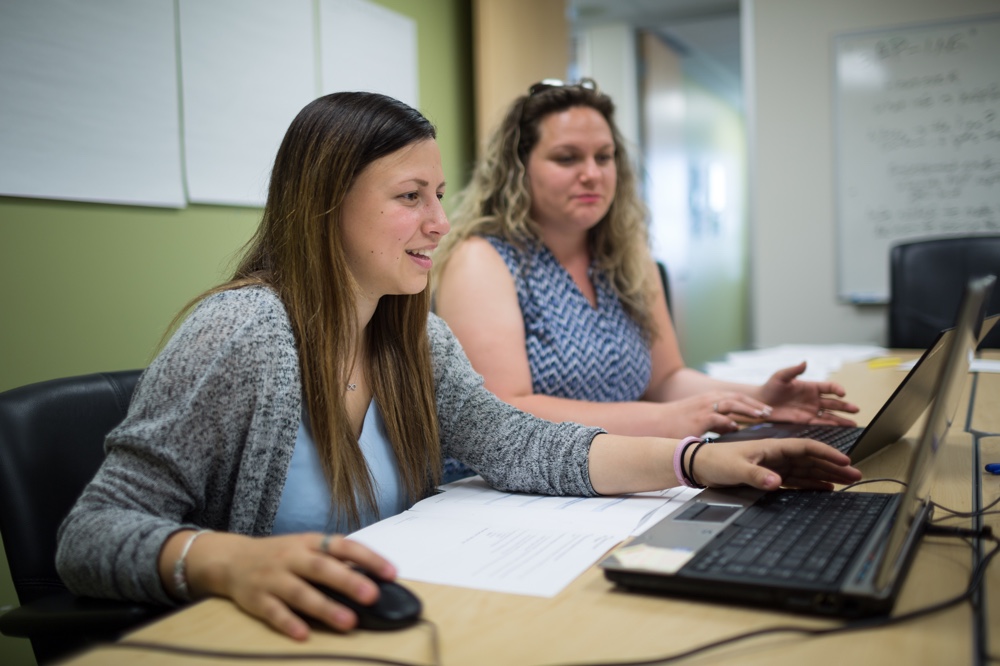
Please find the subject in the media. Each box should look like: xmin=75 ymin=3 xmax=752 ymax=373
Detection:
xmin=61 ymin=359 xmax=994 ymax=666
xmin=980 ymin=436 xmax=1000 ymax=663
xmin=970 ymin=350 xmax=1000 ymax=435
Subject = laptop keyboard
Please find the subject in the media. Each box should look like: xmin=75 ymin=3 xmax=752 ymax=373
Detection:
xmin=684 ymin=491 xmax=894 ymax=586
xmin=794 ymin=425 xmax=866 ymax=453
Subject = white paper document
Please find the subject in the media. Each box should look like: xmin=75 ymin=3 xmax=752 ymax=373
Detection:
xmin=972 ymin=359 xmax=1000 ymax=373
xmin=349 ymin=477 xmax=698 ymax=597
xmin=897 ymin=357 xmax=1000 ymax=373
xmin=704 ymin=344 xmax=887 ymax=384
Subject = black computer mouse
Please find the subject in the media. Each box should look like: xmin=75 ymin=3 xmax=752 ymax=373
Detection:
xmin=311 ymin=571 xmax=422 ymax=631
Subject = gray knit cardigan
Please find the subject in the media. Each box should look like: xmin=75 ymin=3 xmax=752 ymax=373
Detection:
xmin=55 ymin=287 xmax=602 ymax=605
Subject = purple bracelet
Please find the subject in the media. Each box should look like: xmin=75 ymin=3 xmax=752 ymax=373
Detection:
xmin=674 ymin=436 xmax=704 ymax=487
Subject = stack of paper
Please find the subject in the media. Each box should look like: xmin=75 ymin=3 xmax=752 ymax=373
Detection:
xmin=704 ymin=344 xmax=888 ymax=385
xmin=349 ymin=477 xmax=699 ymax=597
xmin=899 ymin=357 xmax=1000 ymax=373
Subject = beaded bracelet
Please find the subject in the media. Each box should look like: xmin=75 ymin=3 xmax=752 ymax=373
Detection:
xmin=173 ymin=529 xmax=212 ymax=601
xmin=673 ymin=436 xmax=704 ymax=488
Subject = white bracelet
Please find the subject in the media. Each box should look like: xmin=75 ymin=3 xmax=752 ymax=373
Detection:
xmin=172 ymin=529 xmax=211 ymax=601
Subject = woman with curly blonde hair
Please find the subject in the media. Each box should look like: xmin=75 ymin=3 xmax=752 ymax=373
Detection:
xmin=435 ymin=79 xmax=858 ymax=468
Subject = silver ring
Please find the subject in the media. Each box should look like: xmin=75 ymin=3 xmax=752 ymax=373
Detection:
xmin=713 ymin=402 xmax=719 ymax=413
xmin=319 ymin=533 xmax=333 ymax=554
xmin=817 ymin=408 xmax=824 ymax=417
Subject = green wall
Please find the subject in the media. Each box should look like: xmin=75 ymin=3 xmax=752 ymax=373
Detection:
xmin=0 ymin=0 xmax=473 ymax=392
xmin=0 ymin=2 xmax=472 ymax=664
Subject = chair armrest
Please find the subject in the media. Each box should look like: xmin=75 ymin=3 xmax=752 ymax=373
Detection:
xmin=0 ymin=593 xmax=166 ymax=639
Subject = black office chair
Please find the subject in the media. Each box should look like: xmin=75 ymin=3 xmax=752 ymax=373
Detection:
xmin=656 ymin=260 xmax=673 ymax=319
xmin=0 ymin=370 xmax=165 ymax=664
xmin=888 ymin=235 xmax=1000 ymax=349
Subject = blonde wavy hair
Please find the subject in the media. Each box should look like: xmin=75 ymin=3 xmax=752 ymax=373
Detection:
xmin=169 ymin=92 xmax=440 ymax=528
xmin=434 ymin=79 xmax=657 ymax=338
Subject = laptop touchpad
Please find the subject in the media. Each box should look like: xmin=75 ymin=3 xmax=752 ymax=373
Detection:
xmin=675 ymin=502 xmax=741 ymax=523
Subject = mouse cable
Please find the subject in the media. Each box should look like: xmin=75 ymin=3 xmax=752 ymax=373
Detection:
xmin=540 ymin=530 xmax=999 ymax=666
xmin=835 ymin=479 xmax=1000 ymax=523
xmin=931 ymin=510 xmax=1000 ymax=525
xmin=106 ymin=617 xmax=441 ymax=666
xmin=930 ymin=493 xmax=1000 ymax=519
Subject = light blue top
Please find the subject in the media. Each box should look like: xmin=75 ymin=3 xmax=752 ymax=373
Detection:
xmin=56 ymin=287 xmax=603 ymax=606
xmin=272 ymin=400 xmax=406 ymax=534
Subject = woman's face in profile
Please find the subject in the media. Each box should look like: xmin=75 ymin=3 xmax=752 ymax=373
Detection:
xmin=339 ymin=138 xmax=449 ymax=303
xmin=525 ymin=106 xmax=617 ymax=236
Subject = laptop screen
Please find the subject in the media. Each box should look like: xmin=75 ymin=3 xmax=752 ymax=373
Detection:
xmin=859 ymin=311 xmax=999 ymax=451
xmin=874 ymin=275 xmax=995 ymax=591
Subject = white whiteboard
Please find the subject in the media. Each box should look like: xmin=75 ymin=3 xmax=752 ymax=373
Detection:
xmin=834 ymin=15 xmax=1000 ymax=303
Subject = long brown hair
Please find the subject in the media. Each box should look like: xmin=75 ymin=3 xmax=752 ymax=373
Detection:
xmin=434 ymin=79 xmax=656 ymax=338
xmin=173 ymin=92 xmax=441 ymax=527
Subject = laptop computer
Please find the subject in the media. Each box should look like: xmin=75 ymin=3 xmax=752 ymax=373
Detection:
xmin=600 ymin=275 xmax=995 ymax=619
xmin=708 ymin=311 xmax=999 ymax=463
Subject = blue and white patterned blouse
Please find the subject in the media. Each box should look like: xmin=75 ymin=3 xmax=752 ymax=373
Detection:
xmin=439 ymin=237 xmax=653 ymax=484
xmin=486 ymin=236 xmax=652 ymax=402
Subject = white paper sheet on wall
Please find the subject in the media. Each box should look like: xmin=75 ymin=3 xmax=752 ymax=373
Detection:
xmin=319 ymin=0 xmax=419 ymax=109
xmin=178 ymin=0 xmax=318 ymax=207
xmin=0 ymin=0 xmax=185 ymax=208
xmin=0 ymin=0 xmax=420 ymax=210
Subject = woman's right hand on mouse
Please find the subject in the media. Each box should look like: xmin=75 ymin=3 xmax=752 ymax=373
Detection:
xmin=159 ymin=530 xmax=396 ymax=640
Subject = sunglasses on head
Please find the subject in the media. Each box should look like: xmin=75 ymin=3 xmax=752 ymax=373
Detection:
xmin=527 ymin=77 xmax=598 ymax=96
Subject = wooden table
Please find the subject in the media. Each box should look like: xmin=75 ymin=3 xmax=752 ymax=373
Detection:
xmin=971 ymin=350 xmax=1000 ymax=435
xmin=980 ymin=435 xmax=1000 ymax=663
xmin=62 ymin=357 xmax=997 ymax=666
xmin=974 ymin=348 xmax=999 ymax=663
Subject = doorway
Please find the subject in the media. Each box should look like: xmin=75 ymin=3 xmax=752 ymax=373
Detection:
xmin=571 ymin=2 xmax=748 ymax=369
